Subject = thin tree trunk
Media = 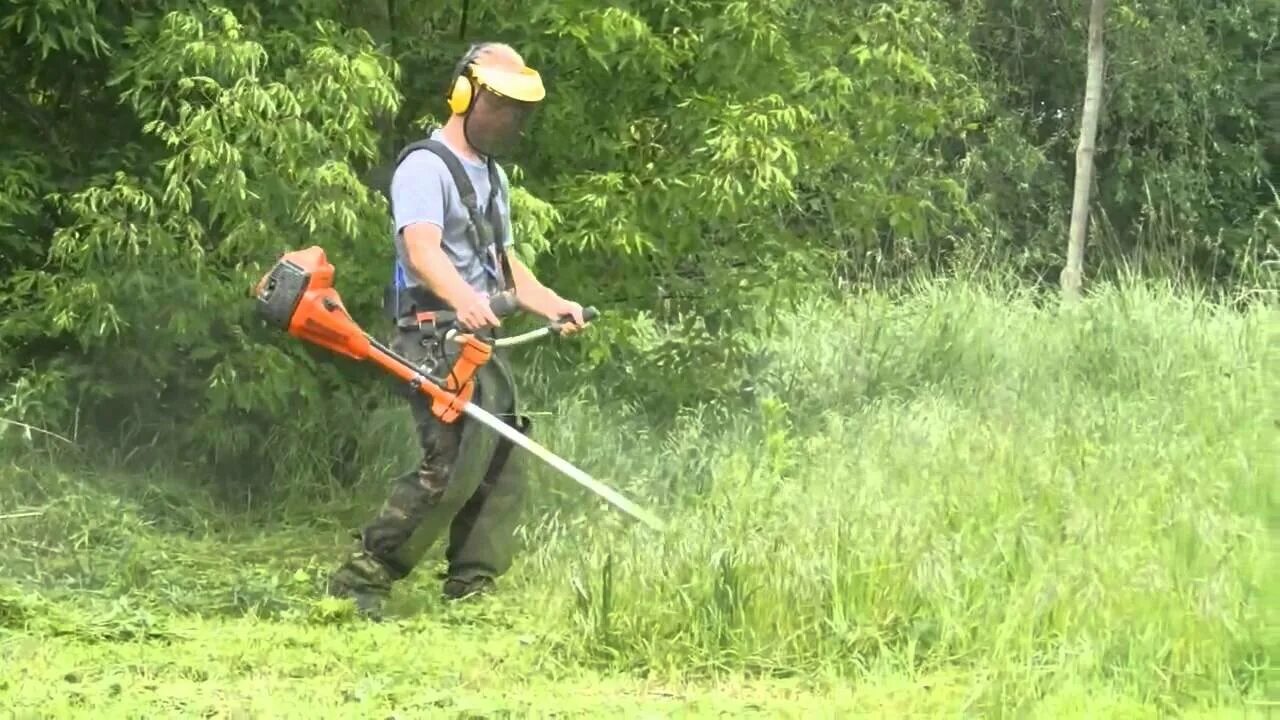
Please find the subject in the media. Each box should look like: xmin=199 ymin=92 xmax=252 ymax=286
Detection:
xmin=1061 ymin=0 xmax=1108 ymax=302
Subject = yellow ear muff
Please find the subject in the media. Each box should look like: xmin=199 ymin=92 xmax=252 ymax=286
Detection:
xmin=447 ymin=74 xmax=474 ymax=115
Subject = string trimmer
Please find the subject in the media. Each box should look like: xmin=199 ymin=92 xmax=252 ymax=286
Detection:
xmin=253 ymin=245 xmax=665 ymax=532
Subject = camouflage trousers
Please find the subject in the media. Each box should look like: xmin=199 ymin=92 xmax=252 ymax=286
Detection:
xmin=329 ymin=324 xmax=530 ymax=602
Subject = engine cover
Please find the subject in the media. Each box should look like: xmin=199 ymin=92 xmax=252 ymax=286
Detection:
xmin=255 ymin=256 xmax=311 ymax=330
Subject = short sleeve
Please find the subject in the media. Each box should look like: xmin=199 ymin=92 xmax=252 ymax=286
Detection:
xmin=390 ymin=150 xmax=448 ymax=235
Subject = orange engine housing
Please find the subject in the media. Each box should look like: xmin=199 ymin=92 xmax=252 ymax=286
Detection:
xmin=255 ymin=246 xmax=371 ymax=360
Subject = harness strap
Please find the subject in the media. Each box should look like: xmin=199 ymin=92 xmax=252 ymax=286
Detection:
xmin=484 ymin=158 xmax=516 ymax=294
xmin=395 ymin=310 xmax=441 ymax=331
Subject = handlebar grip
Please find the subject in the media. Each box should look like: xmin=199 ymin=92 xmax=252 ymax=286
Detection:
xmin=490 ymin=291 xmax=519 ymax=318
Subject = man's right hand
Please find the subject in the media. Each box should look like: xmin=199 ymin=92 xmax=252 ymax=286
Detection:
xmin=453 ymin=291 xmax=502 ymax=331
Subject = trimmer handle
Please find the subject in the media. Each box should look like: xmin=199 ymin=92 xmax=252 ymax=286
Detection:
xmin=446 ymin=305 xmax=601 ymax=349
xmin=435 ymin=294 xmax=599 ymax=334
xmin=489 ymin=293 xmax=599 ymax=327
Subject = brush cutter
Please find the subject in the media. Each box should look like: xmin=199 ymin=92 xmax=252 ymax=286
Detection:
xmin=252 ymin=246 xmax=665 ymax=532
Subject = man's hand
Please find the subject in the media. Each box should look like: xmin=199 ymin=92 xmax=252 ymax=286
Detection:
xmin=543 ymin=297 xmax=585 ymax=336
xmin=454 ymin=290 xmax=503 ymax=331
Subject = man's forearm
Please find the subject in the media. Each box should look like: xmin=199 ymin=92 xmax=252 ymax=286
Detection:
xmin=405 ymin=244 xmax=477 ymax=310
xmin=508 ymin=256 xmax=561 ymax=316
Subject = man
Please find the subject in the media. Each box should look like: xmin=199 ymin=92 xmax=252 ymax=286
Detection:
xmin=327 ymin=42 xmax=584 ymax=619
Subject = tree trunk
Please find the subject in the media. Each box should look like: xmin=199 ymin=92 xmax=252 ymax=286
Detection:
xmin=1061 ymin=0 xmax=1108 ymax=302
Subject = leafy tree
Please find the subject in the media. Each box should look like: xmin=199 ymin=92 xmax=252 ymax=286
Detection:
xmin=2 ymin=2 xmax=399 ymax=487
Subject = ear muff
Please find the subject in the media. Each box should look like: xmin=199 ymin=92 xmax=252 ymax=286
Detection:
xmin=447 ymin=73 xmax=475 ymax=115
xmin=445 ymin=43 xmax=488 ymax=115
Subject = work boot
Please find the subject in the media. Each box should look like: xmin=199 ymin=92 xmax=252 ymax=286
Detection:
xmin=441 ymin=574 xmax=496 ymax=601
xmin=327 ymin=553 xmax=395 ymax=621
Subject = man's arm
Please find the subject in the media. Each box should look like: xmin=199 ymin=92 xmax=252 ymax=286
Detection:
xmin=492 ymin=164 xmax=582 ymax=331
xmin=508 ymin=254 xmax=585 ymax=331
xmin=402 ymin=223 xmax=479 ymax=306
xmin=400 ymin=222 xmax=501 ymax=329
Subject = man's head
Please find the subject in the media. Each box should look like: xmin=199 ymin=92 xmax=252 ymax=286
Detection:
xmin=445 ymin=42 xmax=545 ymax=158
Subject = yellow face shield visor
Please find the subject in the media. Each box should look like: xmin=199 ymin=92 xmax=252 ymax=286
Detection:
xmin=469 ymin=64 xmax=545 ymax=103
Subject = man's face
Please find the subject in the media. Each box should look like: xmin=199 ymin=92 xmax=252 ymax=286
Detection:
xmin=465 ymin=84 xmax=538 ymax=157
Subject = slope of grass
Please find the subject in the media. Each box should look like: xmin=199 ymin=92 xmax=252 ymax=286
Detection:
xmin=2 ymin=277 xmax=1275 ymax=717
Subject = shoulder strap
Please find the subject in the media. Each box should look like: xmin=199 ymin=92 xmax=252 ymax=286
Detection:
xmin=485 ymin=159 xmax=515 ymax=294
xmin=395 ymin=138 xmax=481 ymax=213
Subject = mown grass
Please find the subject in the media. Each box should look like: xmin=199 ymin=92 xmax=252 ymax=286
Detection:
xmin=2 ymin=277 xmax=1275 ymax=717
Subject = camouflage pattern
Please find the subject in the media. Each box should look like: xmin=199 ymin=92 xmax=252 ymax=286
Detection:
xmin=327 ymin=323 xmax=530 ymax=616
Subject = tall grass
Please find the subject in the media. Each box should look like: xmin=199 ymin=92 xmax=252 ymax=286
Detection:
xmin=507 ymin=278 xmax=1275 ymax=711
xmin=2 ymin=277 xmax=1273 ymax=715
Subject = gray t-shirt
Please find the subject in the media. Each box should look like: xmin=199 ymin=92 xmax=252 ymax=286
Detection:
xmin=389 ymin=128 xmax=514 ymax=297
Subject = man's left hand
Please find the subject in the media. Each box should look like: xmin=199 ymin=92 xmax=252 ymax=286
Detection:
xmin=545 ymin=297 xmax=586 ymax=336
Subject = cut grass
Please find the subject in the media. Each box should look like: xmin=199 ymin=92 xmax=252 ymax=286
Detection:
xmin=2 ymin=614 xmax=1260 ymax=718
xmin=1 ymin=277 xmax=1275 ymax=717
